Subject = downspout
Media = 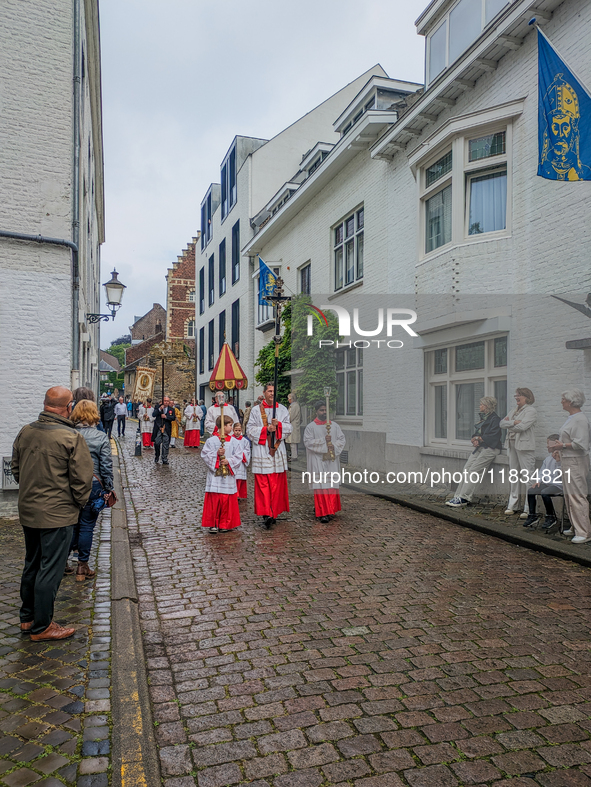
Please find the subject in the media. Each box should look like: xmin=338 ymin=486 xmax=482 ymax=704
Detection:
xmin=71 ymin=0 xmax=82 ymax=389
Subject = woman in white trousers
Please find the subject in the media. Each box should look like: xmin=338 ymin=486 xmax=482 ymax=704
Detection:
xmin=500 ymin=387 xmax=537 ymax=517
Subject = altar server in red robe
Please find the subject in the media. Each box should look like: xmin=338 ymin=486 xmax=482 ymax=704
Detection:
xmin=246 ymin=383 xmax=291 ymax=529
xmin=201 ymin=415 xmax=243 ymax=532
xmin=232 ymin=422 xmax=251 ymax=499
xmin=303 ymin=400 xmax=346 ymax=523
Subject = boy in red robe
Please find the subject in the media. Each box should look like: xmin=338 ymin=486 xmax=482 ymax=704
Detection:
xmin=232 ymin=422 xmax=251 ymax=500
xmin=201 ymin=415 xmax=243 ymax=532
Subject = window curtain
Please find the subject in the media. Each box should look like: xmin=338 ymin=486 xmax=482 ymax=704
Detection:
xmin=469 ymin=171 xmax=506 ymax=235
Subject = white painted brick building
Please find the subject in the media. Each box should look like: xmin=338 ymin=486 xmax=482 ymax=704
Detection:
xmin=243 ymin=0 xmax=591 ymax=494
xmin=0 ymin=0 xmax=104 ymax=502
xmin=194 ymin=65 xmax=408 ymax=409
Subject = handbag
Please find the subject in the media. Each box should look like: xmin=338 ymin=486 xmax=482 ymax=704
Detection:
xmin=93 ymin=474 xmax=118 ymax=508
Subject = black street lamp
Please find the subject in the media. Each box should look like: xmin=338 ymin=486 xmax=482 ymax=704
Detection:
xmin=87 ymin=269 xmax=127 ymax=323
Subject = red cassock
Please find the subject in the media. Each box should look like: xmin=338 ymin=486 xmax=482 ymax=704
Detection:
xmin=254 ymin=473 xmax=289 ymax=518
xmin=184 ymin=430 xmax=201 ymax=447
xmin=142 ymin=433 xmax=153 ymax=447
xmin=236 ymin=479 xmax=247 ymax=499
xmin=314 ymin=489 xmax=341 ymax=517
xmin=201 ymin=492 xmax=241 ymax=530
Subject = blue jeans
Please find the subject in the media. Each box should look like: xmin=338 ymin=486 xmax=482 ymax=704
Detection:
xmin=71 ymin=479 xmax=103 ymax=562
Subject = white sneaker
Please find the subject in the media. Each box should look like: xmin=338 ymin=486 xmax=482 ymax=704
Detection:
xmin=563 ymin=529 xmax=574 ymax=536
xmin=571 ymin=536 xmax=591 ymax=544
xmin=445 ymin=497 xmax=468 ymax=508
xmin=519 ymin=512 xmax=529 ymax=520
xmin=504 ymin=509 xmax=517 ymax=515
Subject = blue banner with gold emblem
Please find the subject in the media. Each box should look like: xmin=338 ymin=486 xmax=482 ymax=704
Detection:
xmin=538 ymin=28 xmax=591 ymax=181
xmin=258 ymin=257 xmax=277 ymax=305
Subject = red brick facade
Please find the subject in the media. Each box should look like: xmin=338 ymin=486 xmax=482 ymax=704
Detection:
xmin=130 ymin=303 xmax=166 ymax=343
xmin=166 ymin=236 xmax=198 ymax=347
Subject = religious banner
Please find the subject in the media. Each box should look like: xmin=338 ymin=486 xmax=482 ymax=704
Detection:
xmin=538 ymin=28 xmax=591 ymax=181
xmin=132 ymin=366 xmax=157 ymax=402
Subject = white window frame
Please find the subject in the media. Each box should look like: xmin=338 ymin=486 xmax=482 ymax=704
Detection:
xmin=333 ymin=206 xmax=364 ymax=293
xmin=425 ymin=335 xmax=507 ymax=448
xmin=187 ymin=290 xmax=195 ymax=303
xmin=336 ymin=346 xmax=363 ymax=418
xmin=185 ymin=319 xmax=196 ymax=339
xmin=418 ymin=121 xmax=512 ymax=261
xmin=299 ymin=262 xmax=311 ymax=295
xmin=426 ymin=0 xmax=509 ymax=86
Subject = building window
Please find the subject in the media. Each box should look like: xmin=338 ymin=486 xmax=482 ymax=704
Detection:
xmin=334 ymin=207 xmax=364 ymax=292
xmin=208 ymin=255 xmax=215 ymax=307
xmin=420 ymin=129 xmax=508 ymax=256
xmin=219 ymin=239 xmax=226 ymax=296
xmin=336 ymin=347 xmax=363 ymax=417
xmin=257 ymin=267 xmax=280 ymax=325
xmin=231 ymin=220 xmax=240 ymax=284
xmin=221 ymin=145 xmax=237 ymax=221
xmin=201 ymin=191 xmax=214 ymax=249
xmin=199 ymin=267 xmax=205 ymax=315
xmin=219 ymin=310 xmax=226 ymax=351
xmin=208 ymin=319 xmax=215 ymax=370
xmin=199 ymin=327 xmax=205 ymax=374
xmin=187 ymin=290 xmax=195 ymax=302
xmin=426 ymin=335 xmax=507 ymax=447
xmin=427 ymin=0 xmax=509 ymax=84
xmin=300 ymin=263 xmax=311 ymax=295
xmin=231 ymin=299 xmax=240 ymax=358
xmin=186 ymin=319 xmax=195 ymax=338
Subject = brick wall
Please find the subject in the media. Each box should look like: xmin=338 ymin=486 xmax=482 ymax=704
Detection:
xmin=166 ymin=237 xmax=197 ymax=344
xmin=130 ymin=304 xmax=166 ymax=342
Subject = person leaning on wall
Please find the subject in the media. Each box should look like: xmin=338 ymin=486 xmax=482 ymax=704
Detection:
xmin=500 ymin=387 xmax=538 ymax=518
xmin=549 ymin=389 xmax=591 ymax=545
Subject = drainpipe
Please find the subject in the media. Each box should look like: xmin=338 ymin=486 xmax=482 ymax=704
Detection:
xmin=71 ymin=0 xmax=82 ymax=390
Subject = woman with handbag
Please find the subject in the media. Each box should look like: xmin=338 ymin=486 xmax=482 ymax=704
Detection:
xmin=69 ymin=400 xmax=116 ymax=580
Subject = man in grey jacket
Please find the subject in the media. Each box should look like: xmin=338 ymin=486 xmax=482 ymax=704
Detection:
xmin=11 ymin=386 xmax=93 ymax=641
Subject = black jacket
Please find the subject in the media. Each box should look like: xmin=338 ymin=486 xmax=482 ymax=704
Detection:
xmin=152 ymin=404 xmax=176 ymax=438
xmin=101 ymin=399 xmax=116 ymax=421
xmin=472 ymin=412 xmax=502 ymax=451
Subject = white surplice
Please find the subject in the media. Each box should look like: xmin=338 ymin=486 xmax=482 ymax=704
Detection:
xmin=201 ymin=435 xmax=244 ymax=494
xmin=303 ymin=419 xmax=346 ymax=490
xmin=232 ymin=436 xmax=251 ymax=480
xmin=205 ymin=403 xmax=239 ymax=434
xmin=184 ymin=404 xmax=202 ymax=431
xmin=138 ymin=405 xmax=154 ymax=434
xmin=246 ymin=403 xmax=292 ymax=474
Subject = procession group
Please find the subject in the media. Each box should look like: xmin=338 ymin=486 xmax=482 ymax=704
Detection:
xmin=134 ymin=384 xmax=346 ymax=532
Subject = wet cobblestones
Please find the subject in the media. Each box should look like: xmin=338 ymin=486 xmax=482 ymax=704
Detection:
xmin=0 ymin=511 xmax=112 ymax=787
xmin=120 ymin=436 xmax=591 ymax=786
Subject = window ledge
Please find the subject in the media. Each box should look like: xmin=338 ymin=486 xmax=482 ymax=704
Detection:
xmin=336 ymin=418 xmax=363 ymax=425
xmin=418 ymin=232 xmax=511 ymax=267
xmin=420 ymin=445 xmax=508 ymax=463
xmin=328 ymin=280 xmax=364 ymax=300
xmin=256 ymin=319 xmax=275 ymax=333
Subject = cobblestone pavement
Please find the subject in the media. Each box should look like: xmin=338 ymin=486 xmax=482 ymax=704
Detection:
xmin=120 ymin=435 xmax=591 ymax=787
xmin=0 ymin=510 xmax=112 ymax=787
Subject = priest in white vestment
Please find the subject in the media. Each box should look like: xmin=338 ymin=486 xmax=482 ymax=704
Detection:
xmin=205 ymin=394 xmax=239 ymax=436
xmin=303 ymin=400 xmax=346 ymax=523
xmin=246 ymin=383 xmax=291 ymax=528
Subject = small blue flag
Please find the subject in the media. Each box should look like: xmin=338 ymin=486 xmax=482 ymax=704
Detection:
xmin=258 ymin=257 xmax=277 ymax=305
xmin=538 ymin=28 xmax=591 ymax=181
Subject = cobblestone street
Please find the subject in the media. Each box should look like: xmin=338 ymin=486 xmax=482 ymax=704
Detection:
xmin=118 ymin=434 xmax=591 ymax=787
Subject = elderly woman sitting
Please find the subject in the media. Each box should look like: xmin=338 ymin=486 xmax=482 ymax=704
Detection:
xmin=549 ymin=388 xmax=591 ymax=545
xmin=446 ymin=396 xmax=502 ymax=508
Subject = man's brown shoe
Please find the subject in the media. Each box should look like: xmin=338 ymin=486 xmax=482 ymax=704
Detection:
xmin=20 ymin=621 xmax=33 ymax=633
xmin=76 ymin=562 xmax=96 ymax=582
xmin=30 ymin=621 xmax=75 ymax=641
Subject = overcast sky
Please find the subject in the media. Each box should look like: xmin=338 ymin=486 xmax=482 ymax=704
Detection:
xmin=99 ymin=0 xmax=427 ymax=348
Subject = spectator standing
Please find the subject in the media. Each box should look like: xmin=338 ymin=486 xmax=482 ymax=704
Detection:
xmin=73 ymin=387 xmax=105 ymax=433
xmin=286 ymin=392 xmax=301 ymax=461
xmin=500 ymin=388 xmax=538 ymax=517
xmin=11 ymin=386 xmax=93 ymax=640
xmin=114 ymin=396 xmax=127 ymax=437
xmin=549 ymin=389 xmax=591 ymax=544
xmin=198 ymin=400 xmax=207 ymax=438
xmin=126 ymin=398 xmax=133 ymax=417
xmin=242 ymin=401 xmax=252 ymax=432
xmin=69 ymin=400 xmax=114 ymax=580
xmin=101 ymin=395 xmax=116 ymax=438
xmin=152 ymin=397 xmax=176 ymax=465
